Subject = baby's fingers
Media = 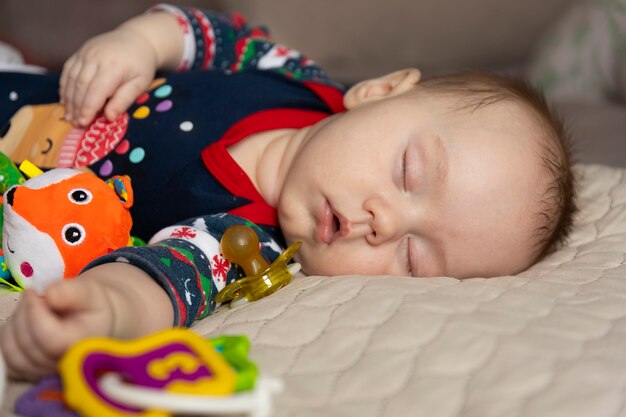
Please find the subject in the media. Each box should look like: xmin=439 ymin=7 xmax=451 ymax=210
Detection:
xmin=69 ymin=62 xmax=99 ymax=126
xmin=26 ymin=289 xmax=77 ymax=360
xmin=59 ymin=54 xmax=76 ymax=104
xmin=77 ymin=67 xmax=129 ymax=125
xmin=60 ymin=56 xmax=84 ymax=122
xmin=0 ymin=324 xmax=43 ymax=381
xmin=16 ymin=291 xmax=59 ymax=369
xmin=103 ymin=77 xmax=151 ymax=122
xmin=0 ymin=294 xmax=55 ymax=380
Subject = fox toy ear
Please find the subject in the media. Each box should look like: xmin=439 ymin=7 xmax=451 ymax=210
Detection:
xmin=106 ymin=175 xmax=134 ymax=208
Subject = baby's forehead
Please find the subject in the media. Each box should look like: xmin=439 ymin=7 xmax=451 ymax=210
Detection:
xmin=440 ymin=96 xmax=554 ymax=182
xmin=438 ymin=94 xmax=545 ymax=141
xmin=444 ymin=92 xmax=537 ymax=121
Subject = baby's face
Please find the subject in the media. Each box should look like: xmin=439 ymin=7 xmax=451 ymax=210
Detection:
xmin=277 ymin=88 xmax=547 ymax=278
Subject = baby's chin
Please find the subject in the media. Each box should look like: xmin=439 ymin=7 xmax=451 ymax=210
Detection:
xmin=295 ymin=254 xmax=381 ymax=277
xmin=293 ymin=253 xmax=319 ymax=276
xmin=293 ymin=251 xmax=340 ymax=276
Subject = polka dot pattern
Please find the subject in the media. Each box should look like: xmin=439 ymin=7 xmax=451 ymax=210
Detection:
xmin=135 ymin=92 xmax=150 ymax=104
xmin=156 ymin=100 xmax=173 ymax=112
xmin=100 ymin=82 xmax=177 ymax=176
xmin=133 ymin=106 xmax=150 ymax=119
xmin=99 ymin=160 xmax=113 ymax=177
xmin=115 ymin=139 xmax=130 ymax=154
xmin=180 ymin=121 xmax=194 ymax=132
xmin=154 ymin=85 xmax=172 ymax=98
xmin=129 ymin=147 xmax=145 ymax=163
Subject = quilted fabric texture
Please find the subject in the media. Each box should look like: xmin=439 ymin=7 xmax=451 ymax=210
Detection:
xmin=1 ymin=163 xmax=625 ymax=416
xmin=192 ymin=163 xmax=626 ymax=417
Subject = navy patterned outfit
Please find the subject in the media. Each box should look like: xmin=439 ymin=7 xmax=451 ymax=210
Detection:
xmin=0 ymin=4 xmax=345 ymax=326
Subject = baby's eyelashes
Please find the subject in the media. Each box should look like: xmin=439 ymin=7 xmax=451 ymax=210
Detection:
xmin=402 ymin=149 xmax=409 ymax=191
xmin=402 ymin=144 xmax=422 ymax=193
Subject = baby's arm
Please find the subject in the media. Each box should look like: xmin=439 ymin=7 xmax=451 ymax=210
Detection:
xmin=0 ymin=215 xmax=280 ymax=381
xmin=165 ymin=5 xmax=341 ymax=86
xmin=0 ymin=262 xmax=173 ymax=381
xmin=62 ymin=4 xmax=341 ymax=127
xmin=60 ymin=10 xmax=185 ymax=127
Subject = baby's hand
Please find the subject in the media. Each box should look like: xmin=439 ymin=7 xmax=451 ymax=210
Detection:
xmin=60 ymin=27 xmax=158 ymax=127
xmin=0 ymin=280 xmax=115 ymax=381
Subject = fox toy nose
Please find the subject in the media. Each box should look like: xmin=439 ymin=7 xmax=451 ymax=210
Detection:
xmin=5 ymin=186 xmax=16 ymax=206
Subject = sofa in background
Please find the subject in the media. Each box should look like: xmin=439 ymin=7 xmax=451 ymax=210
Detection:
xmin=2 ymin=0 xmax=623 ymax=168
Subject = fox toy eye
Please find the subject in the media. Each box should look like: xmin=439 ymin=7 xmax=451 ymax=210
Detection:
xmin=68 ymin=188 xmax=92 ymax=205
xmin=62 ymin=223 xmax=86 ymax=246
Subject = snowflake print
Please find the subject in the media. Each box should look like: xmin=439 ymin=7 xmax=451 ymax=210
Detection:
xmin=211 ymin=254 xmax=230 ymax=282
xmin=173 ymin=14 xmax=190 ymax=34
xmin=171 ymin=226 xmax=197 ymax=239
xmin=274 ymin=46 xmax=292 ymax=57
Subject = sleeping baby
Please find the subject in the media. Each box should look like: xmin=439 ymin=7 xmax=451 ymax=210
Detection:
xmin=0 ymin=3 xmax=576 ymax=380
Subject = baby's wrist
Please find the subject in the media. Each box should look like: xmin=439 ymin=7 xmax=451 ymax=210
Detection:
xmin=114 ymin=24 xmax=160 ymax=70
xmin=99 ymin=281 xmax=134 ymax=339
xmin=118 ymin=12 xmax=182 ymax=71
xmin=81 ymin=262 xmax=173 ymax=339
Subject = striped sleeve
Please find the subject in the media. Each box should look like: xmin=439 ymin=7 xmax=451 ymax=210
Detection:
xmin=149 ymin=3 xmax=343 ymax=88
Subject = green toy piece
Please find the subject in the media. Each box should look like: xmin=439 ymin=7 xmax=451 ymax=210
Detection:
xmin=0 ymin=152 xmax=25 ymax=290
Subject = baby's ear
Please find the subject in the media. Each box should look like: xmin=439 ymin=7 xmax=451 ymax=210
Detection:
xmin=343 ymin=68 xmax=421 ymax=109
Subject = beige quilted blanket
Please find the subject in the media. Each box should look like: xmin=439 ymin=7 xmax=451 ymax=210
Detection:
xmin=2 ymin=163 xmax=626 ymax=417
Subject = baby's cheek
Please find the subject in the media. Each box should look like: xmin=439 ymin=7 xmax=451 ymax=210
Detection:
xmin=292 ymin=246 xmax=334 ymax=276
xmin=292 ymin=248 xmax=317 ymax=275
xmin=295 ymin=247 xmax=366 ymax=277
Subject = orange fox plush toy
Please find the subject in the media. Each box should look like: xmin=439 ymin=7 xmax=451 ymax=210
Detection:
xmin=2 ymin=168 xmax=133 ymax=291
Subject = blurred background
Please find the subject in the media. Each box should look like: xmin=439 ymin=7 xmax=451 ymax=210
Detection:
xmin=0 ymin=0 xmax=574 ymax=81
xmin=1 ymin=0 xmax=625 ymax=167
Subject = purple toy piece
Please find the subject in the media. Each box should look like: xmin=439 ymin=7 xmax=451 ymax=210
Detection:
xmin=14 ymin=376 xmax=79 ymax=417
xmin=81 ymin=342 xmax=215 ymax=412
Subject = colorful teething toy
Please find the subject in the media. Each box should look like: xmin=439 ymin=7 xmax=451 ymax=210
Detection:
xmin=14 ymin=376 xmax=78 ymax=417
xmin=215 ymin=225 xmax=301 ymax=308
xmin=57 ymin=328 xmax=282 ymax=417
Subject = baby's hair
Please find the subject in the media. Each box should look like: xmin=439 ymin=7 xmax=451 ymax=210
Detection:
xmin=417 ymin=71 xmax=577 ymax=262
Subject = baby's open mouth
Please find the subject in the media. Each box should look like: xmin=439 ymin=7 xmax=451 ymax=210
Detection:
xmin=317 ymin=199 xmax=343 ymax=244
xmin=332 ymin=213 xmax=340 ymax=235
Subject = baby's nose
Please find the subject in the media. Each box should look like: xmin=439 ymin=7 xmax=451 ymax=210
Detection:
xmin=363 ymin=197 xmax=402 ymax=245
